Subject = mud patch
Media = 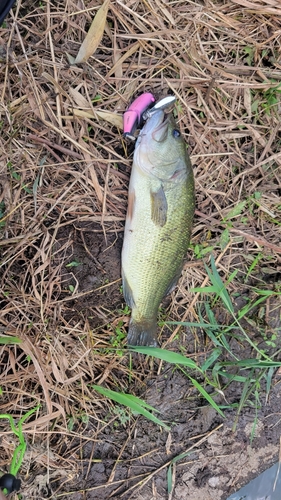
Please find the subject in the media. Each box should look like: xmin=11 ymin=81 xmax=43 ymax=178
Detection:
xmin=46 ymin=361 xmax=281 ymax=500
xmin=54 ymin=222 xmax=124 ymax=330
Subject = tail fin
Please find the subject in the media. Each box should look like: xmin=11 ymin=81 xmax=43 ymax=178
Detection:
xmin=127 ymin=317 xmax=158 ymax=347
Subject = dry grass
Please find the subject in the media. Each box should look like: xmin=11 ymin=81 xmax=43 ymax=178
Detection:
xmin=0 ymin=0 xmax=281 ymax=498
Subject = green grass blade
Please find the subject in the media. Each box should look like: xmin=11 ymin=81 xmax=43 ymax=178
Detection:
xmin=118 ymin=393 xmax=160 ymax=412
xmin=223 ymin=200 xmax=246 ymax=220
xmin=191 ymin=286 xmax=217 ymax=293
xmin=245 ymin=253 xmax=263 ymax=282
xmin=214 ymin=367 xmax=255 ymax=383
xmin=189 ymin=377 xmax=225 ymax=418
xmin=193 ymin=256 xmax=234 ymax=313
xmin=235 ymin=359 xmax=281 ymax=368
xmin=167 ymin=450 xmax=194 ymax=494
xmin=164 ymin=321 xmax=222 ymax=329
xmin=201 ymin=348 xmax=222 ymax=372
xmin=237 ymin=295 xmax=273 ymax=321
xmin=204 ymin=304 xmax=231 ymax=352
xmin=209 ymin=255 xmax=234 ymax=313
xmin=129 ymin=347 xmax=198 ymax=370
xmin=0 ymin=336 xmax=22 ymax=344
xmin=254 ymin=289 xmax=280 ymax=296
xmin=167 ymin=463 xmax=173 ymax=494
xmin=93 ymin=385 xmax=169 ymax=430
xmin=171 ymin=450 xmax=194 ymax=464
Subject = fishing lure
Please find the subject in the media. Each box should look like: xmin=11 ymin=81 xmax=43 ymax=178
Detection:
xmin=123 ymin=94 xmax=177 ymax=140
xmin=123 ymin=93 xmax=155 ymax=140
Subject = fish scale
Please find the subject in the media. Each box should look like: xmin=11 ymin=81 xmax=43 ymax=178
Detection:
xmin=122 ymin=109 xmax=195 ymax=346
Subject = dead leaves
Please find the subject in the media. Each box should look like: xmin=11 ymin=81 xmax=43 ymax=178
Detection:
xmin=66 ymin=1 xmax=123 ymax=130
xmin=70 ymin=105 xmax=123 ymax=129
xmin=74 ymin=0 xmax=110 ymax=64
xmin=69 ymin=88 xmax=123 ymax=129
xmin=231 ymin=0 xmax=281 ymax=15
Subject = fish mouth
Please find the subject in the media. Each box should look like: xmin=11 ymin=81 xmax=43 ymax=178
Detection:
xmin=134 ymin=110 xmax=170 ymax=173
xmin=138 ymin=109 xmax=170 ymax=144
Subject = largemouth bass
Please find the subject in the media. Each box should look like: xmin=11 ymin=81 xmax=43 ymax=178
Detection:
xmin=121 ymin=109 xmax=195 ymax=346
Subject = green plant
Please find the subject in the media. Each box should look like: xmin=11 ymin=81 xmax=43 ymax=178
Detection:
xmin=191 ymin=242 xmax=214 ymax=259
xmin=243 ymin=46 xmax=255 ymax=66
xmin=111 ymin=406 xmax=131 ymax=427
xmin=262 ymin=83 xmax=281 ymax=114
xmin=162 ymin=256 xmax=281 ymax=426
xmin=67 ymin=412 xmax=89 ymax=431
xmin=117 ymin=304 xmax=130 ymax=315
xmin=130 ymin=347 xmax=225 ymax=418
xmin=65 ymin=260 xmax=83 ymax=268
xmin=93 ymin=385 xmax=169 ymax=430
xmin=0 ymin=336 xmax=21 ymax=345
xmin=0 ymin=405 xmax=40 ymax=491
xmin=110 ymin=321 xmax=126 ymax=356
xmin=251 ymin=81 xmax=281 ymax=116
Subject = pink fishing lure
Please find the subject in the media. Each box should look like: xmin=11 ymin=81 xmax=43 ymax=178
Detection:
xmin=123 ymin=92 xmax=155 ymax=140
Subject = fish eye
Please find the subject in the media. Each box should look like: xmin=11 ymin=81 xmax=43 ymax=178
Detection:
xmin=172 ymin=129 xmax=181 ymax=138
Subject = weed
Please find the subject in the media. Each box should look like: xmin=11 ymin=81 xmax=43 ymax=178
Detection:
xmin=243 ymin=46 xmax=255 ymax=66
xmin=160 ymin=256 xmax=281 ymax=425
xmin=117 ymin=304 xmax=130 ymax=315
xmin=0 ymin=336 xmax=21 ymax=345
xmin=0 ymin=405 xmax=40 ymax=486
xmin=7 ymin=162 xmax=32 ymax=194
xmin=93 ymin=385 xmax=169 ymax=430
xmin=65 ymin=260 xmax=83 ymax=268
xmin=111 ymin=406 xmax=131 ymax=427
xmin=92 ymin=94 xmax=102 ymax=104
xmin=262 ymin=83 xmax=281 ymax=115
xmin=130 ymin=346 xmax=225 ymax=417
xmin=192 ymin=242 xmax=214 ymax=259
xmin=110 ymin=321 xmax=126 ymax=355
xmin=251 ymin=81 xmax=281 ymax=116
xmin=67 ymin=412 xmax=89 ymax=431
xmin=244 ymin=252 xmax=263 ymax=283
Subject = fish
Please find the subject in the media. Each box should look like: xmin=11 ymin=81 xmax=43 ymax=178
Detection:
xmin=121 ymin=109 xmax=195 ymax=346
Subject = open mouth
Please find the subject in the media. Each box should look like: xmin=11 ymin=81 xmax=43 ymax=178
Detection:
xmin=136 ymin=110 xmax=169 ymax=149
xmin=151 ymin=113 xmax=169 ymax=142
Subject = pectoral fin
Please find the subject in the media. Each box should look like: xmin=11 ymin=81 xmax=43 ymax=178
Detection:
xmin=122 ymin=270 xmax=135 ymax=308
xmin=150 ymin=185 xmax=168 ymax=227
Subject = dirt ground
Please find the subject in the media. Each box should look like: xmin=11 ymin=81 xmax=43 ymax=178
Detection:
xmin=1 ymin=0 xmax=281 ymax=499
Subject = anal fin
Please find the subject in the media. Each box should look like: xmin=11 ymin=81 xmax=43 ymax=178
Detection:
xmin=122 ymin=270 xmax=135 ymax=308
xmin=164 ymin=267 xmax=183 ymax=297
